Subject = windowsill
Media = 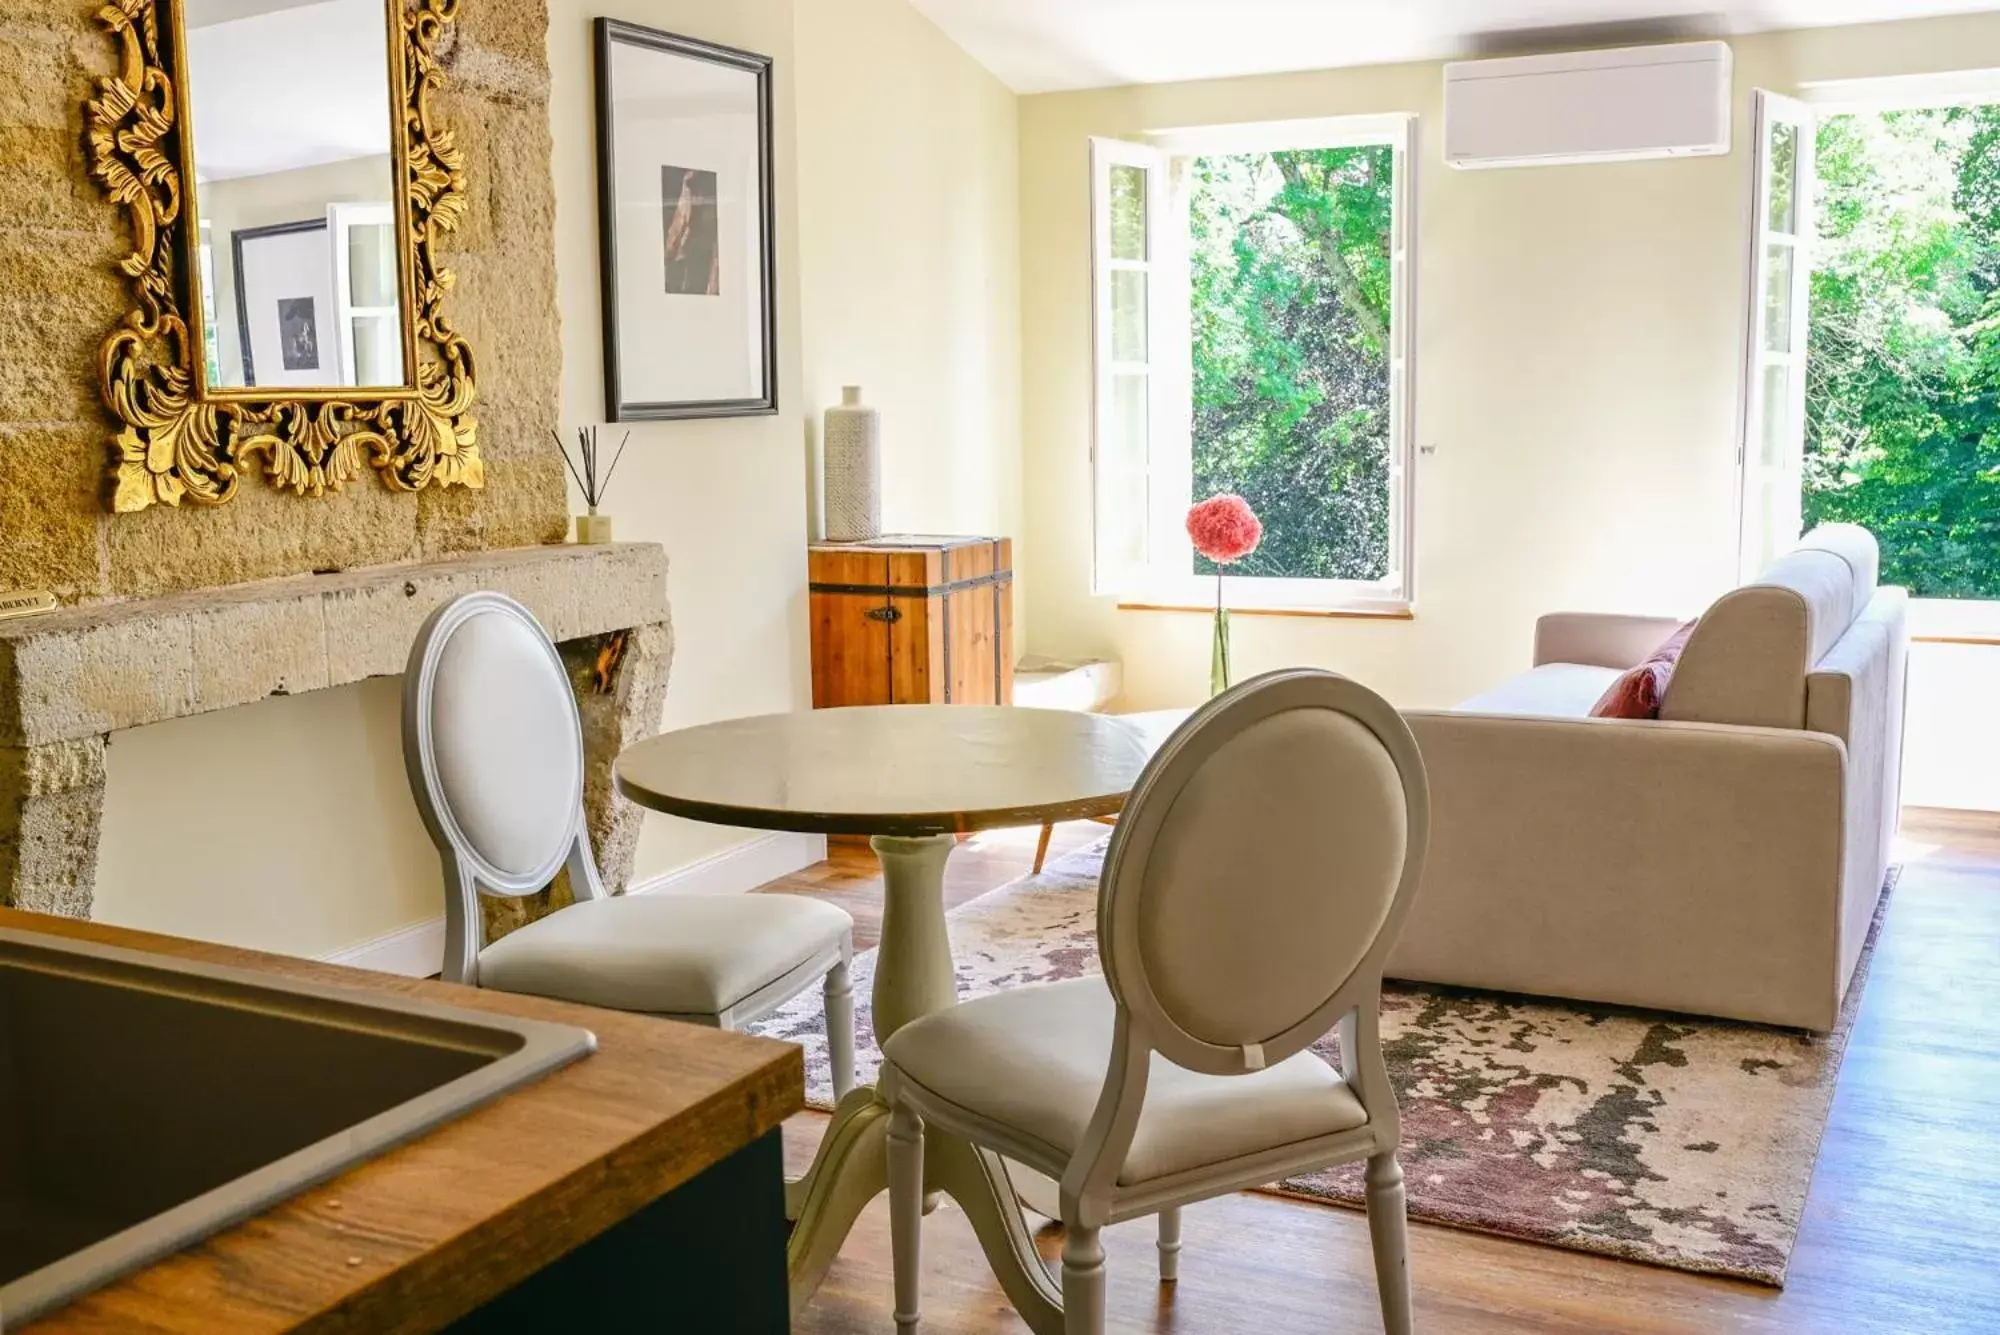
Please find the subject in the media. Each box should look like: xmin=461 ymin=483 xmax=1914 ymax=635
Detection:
xmin=1914 ymin=631 xmax=2000 ymax=646
xmin=1909 ymin=596 xmax=2000 ymax=644
xmin=1116 ymin=601 xmax=1414 ymax=621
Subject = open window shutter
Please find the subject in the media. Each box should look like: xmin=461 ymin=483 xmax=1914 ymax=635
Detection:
xmin=1738 ymin=91 xmax=1816 ymax=576
xmin=328 ymin=202 xmax=403 ymax=388
xmin=1386 ymin=118 xmax=1417 ymax=603
xmin=1089 ymin=137 xmax=1169 ymax=594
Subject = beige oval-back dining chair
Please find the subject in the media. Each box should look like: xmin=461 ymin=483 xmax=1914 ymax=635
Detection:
xmin=881 ymin=668 xmax=1428 ymax=1334
xmin=402 ymin=592 xmax=855 ymax=1097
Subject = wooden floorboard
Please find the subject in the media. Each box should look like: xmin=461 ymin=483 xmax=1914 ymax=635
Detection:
xmin=757 ymin=812 xmax=2000 ymax=1333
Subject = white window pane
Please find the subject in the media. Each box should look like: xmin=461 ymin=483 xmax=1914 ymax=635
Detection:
xmin=353 ymin=314 xmax=403 ymax=387
xmin=1109 ymin=163 xmax=1147 ymax=261
xmin=1748 ymin=466 xmax=1803 ymax=569
xmin=1105 ymin=371 xmax=1148 ymax=470
xmin=1760 ymin=362 xmax=1790 ymax=467
xmin=1111 ymin=270 xmax=1148 ymax=363
xmin=1768 ymin=121 xmax=1799 ymax=236
xmin=347 ymin=221 xmax=399 ymax=307
xmin=1748 ymin=472 xmax=1782 ymax=568
xmin=1763 ymin=244 xmax=1795 ymax=351
xmin=1098 ymin=372 xmax=1150 ymax=575
xmin=1097 ymin=469 xmax=1149 ymax=572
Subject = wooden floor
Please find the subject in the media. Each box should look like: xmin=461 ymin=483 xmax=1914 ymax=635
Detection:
xmin=757 ymin=813 xmax=2000 ymax=1333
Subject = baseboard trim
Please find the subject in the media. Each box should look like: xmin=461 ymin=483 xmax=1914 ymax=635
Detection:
xmin=323 ymin=916 xmax=448 ymax=979
xmin=627 ymin=831 xmax=827 ymax=897
xmin=317 ymin=833 xmax=826 ymax=979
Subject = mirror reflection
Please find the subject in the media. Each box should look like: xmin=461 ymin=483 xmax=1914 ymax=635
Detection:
xmin=185 ymin=0 xmax=407 ymax=391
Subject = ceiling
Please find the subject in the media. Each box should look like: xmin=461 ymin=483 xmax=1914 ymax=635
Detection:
xmin=908 ymin=0 xmax=2000 ymax=93
xmin=185 ymin=0 xmax=391 ymax=182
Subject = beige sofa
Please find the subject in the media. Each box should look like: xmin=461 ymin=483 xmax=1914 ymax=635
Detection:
xmin=1392 ymin=525 xmax=1908 ymax=1031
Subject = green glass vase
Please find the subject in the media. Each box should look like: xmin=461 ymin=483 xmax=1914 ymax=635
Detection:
xmin=1210 ymin=605 xmax=1232 ymax=697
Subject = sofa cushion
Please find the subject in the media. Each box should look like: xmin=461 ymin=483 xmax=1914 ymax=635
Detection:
xmin=1660 ymin=526 xmax=1879 ymax=730
xmin=1455 ymin=663 xmax=1624 ymax=718
xmin=1590 ymin=620 xmax=1697 ymax=719
xmin=1798 ymin=522 xmax=1880 ymax=612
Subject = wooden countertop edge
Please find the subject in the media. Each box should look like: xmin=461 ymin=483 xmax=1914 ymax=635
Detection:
xmin=321 ymin=1061 xmax=804 ymax=1335
xmin=5 ymin=908 xmax=805 ymax=1335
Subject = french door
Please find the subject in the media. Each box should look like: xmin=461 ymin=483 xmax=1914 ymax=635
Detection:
xmin=1738 ymin=91 xmax=1816 ymax=576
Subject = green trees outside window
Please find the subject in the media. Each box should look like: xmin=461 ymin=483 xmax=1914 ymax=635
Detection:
xmin=1188 ymin=147 xmax=1395 ymax=581
xmin=1807 ymin=105 xmax=2000 ymax=598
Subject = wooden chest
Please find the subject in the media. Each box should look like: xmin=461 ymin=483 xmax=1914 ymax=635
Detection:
xmin=808 ymin=536 xmax=1014 ymax=707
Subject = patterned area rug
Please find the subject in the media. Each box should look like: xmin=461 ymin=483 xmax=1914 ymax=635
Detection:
xmin=753 ymin=842 xmax=1889 ymax=1287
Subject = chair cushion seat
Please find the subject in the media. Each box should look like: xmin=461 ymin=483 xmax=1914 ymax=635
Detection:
xmin=883 ymin=976 xmax=1368 ymax=1186
xmin=478 ymin=893 xmax=851 ymax=1016
xmin=1454 ymin=662 xmax=1623 ymax=718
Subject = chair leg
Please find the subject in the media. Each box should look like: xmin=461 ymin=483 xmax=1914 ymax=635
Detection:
xmin=1061 ymin=1223 xmax=1106 ymax=1335
xmin=1032 ymin=823 xmax=1054 ymax=875
xmin=1364 ymin=1152 xmax=1413 ymax=1335
xmin=888 ymin=1100 xmax=926 ymax=1331
xmin=1156 ymin=1205 xmax=1182 ymax=1283
xmin=824 ymin=959 xmax=855 ymax=1101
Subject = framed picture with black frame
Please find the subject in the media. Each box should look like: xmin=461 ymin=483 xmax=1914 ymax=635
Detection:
xmin=231 ymin=218 xmax=333 ymax=390
xmin=593 ymin=19 xmax=778 ymax=421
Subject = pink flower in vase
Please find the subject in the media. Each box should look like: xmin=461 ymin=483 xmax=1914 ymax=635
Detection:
xmin=1186 ymin=493 xmax=1263 ymax=565
xmin=1185 ymin=494 xmax=1261 ymax=696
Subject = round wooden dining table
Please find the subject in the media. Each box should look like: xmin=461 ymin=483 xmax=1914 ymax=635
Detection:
xmin=614 ymin=704 xmax=1157 ymax=1326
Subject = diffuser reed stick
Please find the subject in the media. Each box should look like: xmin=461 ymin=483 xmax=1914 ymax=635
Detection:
xmin=554 ymin=426 xmax=630 ymax=511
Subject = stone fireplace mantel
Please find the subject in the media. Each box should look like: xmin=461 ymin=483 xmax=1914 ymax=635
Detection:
xmin=0 ymin=543 xmax=672 ymax=921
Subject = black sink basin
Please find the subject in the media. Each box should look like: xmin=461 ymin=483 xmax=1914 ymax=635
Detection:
xmin=0 ymin=927 xmax=595 ymax=1327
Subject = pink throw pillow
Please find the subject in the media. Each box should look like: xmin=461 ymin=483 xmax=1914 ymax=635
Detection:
xmin=1590 ymin=621 xmax=1698 ymax=720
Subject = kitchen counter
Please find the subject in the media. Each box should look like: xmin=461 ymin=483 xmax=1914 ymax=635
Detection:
xmin=2 ymin=906 xmax=804 ymax=1334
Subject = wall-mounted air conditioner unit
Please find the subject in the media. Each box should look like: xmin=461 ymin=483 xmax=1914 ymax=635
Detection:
xmin=1444 ymin=41 xmax=1733 ymax=169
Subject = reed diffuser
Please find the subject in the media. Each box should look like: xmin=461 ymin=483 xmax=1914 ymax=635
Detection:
xmin=555 ymin=426 xmax=630 ymax=544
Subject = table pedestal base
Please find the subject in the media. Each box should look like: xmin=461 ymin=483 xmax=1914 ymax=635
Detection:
xmin=786 ymin=1091 xmax=1065 ymax=1332
xmin=783 ymin=835 xmax=1066 ymax=1333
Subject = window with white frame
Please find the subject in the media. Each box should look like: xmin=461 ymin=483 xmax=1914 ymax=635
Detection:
xmin=1090 ymin=115 xmax=1417 ymax=611
xmin=329 ymin=202 xmax=407 ymax=389
xmin=1741 ymin=72 xmax=2000 ymax=630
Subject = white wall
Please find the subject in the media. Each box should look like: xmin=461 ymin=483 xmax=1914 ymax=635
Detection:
xmin=793 ymin=0 xmax=1025 ymax=632
xmin=94 ymin=678 xmax=439 ymax=956
xmin=548 ymin=0 xmax=812 ymax=883
xmin=1904 ymin=641 xmax=2000 ymax=810
xmin=1017 ymin=13 xmax=2000 ymax=722
xmin=552 ymin=0 xmax=1025 ymax=878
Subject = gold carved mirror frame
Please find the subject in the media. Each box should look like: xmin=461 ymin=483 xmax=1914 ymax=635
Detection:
xmin=85 ymin=0 xmax=482 ymax=513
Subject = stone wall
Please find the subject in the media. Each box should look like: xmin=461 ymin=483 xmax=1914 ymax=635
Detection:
xmin=0 ymin=0 xmax=569 ymax=605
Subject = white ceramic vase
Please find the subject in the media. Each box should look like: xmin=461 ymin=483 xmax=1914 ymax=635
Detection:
xmin=822 ymin=385 xmax=881 ymax=542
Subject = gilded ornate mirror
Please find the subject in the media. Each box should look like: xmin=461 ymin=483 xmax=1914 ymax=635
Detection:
xmin=87 ymin=0 xmax=481 ymax=512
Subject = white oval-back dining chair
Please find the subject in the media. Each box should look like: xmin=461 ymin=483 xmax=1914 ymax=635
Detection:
xmin=881 ymin=668 xmax=1428 ymax=1334
xmin=401 ymin=592 xmax=855 ymax=1097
